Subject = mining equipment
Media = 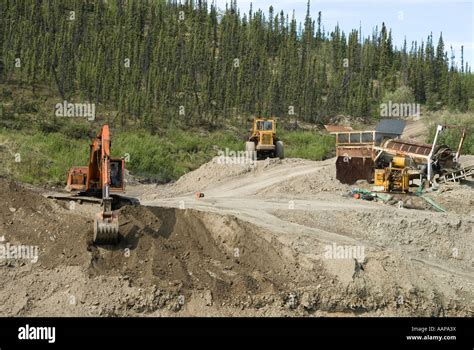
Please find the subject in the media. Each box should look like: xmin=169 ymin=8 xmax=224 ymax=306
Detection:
xmin=326 ymin=120 xmax=472 ymax=192
xmin=246 ymin=118 xmax=284 ymax=160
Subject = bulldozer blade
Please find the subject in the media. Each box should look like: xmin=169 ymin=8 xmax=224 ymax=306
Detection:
xmin=93 ymin=212 xmax=119 ymax=245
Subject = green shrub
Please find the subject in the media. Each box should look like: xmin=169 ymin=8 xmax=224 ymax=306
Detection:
xmin=280 ymin=130 xmax=335 ymax=160
xmin=381 ymin=85 xmax=415 ymax=105
xmin=426 ymin=115 xmax=474 ymax=155
xmin=60 ymin=122 xmax=92 ymax=140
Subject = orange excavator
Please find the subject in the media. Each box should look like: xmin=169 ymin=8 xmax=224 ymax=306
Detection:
xmin=65 ymin=124 xmax=126 ymax=244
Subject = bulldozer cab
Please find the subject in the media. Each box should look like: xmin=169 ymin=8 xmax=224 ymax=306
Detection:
xmin=254 ymin=119 xmax=275 ymax=133
xmin=256 ymin=120 xmax=274 ymax=132
xmin=252 ymin=119 xmax=276 ymax=145
xmin=249 ymin=118 xmax=277 ymax=151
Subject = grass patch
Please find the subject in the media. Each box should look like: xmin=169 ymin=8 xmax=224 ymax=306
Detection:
xmin=280 ymin=130 xmax=335 ymax=160
xmin=0 ymin=125 xmax=336 ymax=185
xmin=0 ymin=125 xmax=245 ymax=185
xmin=113 ymin=127 xmax=244 ymax=182
xmin=0 ymin=129 xmax=89 ymax=184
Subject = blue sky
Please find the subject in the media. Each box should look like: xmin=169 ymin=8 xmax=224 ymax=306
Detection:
xmin=213 ymin=0 xmax=473 ymax=68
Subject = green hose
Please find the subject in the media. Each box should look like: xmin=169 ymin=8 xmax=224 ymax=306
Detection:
xmin=420 ymin=195 xmax=446 ymax=212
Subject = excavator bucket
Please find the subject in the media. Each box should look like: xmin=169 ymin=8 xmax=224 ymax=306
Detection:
xmin=93 ymin=211 xmax=119 ymax=244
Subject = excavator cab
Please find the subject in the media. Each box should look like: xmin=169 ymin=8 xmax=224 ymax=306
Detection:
xmin=110 ymin=159 xmax=124 ymax=190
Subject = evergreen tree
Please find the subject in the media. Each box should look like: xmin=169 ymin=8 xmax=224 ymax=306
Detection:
xmin=0 ymin=0 xmax=470 ymax=127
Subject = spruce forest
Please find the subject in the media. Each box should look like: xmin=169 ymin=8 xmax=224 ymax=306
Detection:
xmin=1 ymin=0 xmax=472 ymax=129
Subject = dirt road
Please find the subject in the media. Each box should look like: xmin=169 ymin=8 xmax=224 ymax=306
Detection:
xmin=401 ymin=117 xmax=429 ymax=142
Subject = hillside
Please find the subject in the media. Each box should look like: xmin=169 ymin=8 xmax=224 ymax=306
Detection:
xmin=1 ymin=0 xmax=473 ymax=129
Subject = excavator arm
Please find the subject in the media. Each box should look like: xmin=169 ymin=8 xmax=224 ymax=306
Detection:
xmin=90 ymin=125 xmax=119 ymax=244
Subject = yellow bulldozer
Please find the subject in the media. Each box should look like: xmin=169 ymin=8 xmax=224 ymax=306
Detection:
xmin=245 ymin=118 xmax=284 ymax=160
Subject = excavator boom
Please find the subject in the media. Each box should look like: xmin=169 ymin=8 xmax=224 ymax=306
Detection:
xmin=91 ymin=125 xmax=119 ymax=244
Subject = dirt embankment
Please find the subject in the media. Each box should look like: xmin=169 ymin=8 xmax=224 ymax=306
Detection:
xmin=0 ymin=177 xmax=331 ymax=316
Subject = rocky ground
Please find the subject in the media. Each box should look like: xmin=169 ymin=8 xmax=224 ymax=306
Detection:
xmin=0 ymin=153 xmax=473 ymax=316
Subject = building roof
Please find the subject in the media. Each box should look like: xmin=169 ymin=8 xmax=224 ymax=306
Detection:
xmin=375 ymin=119 xmax=406 ymax=135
